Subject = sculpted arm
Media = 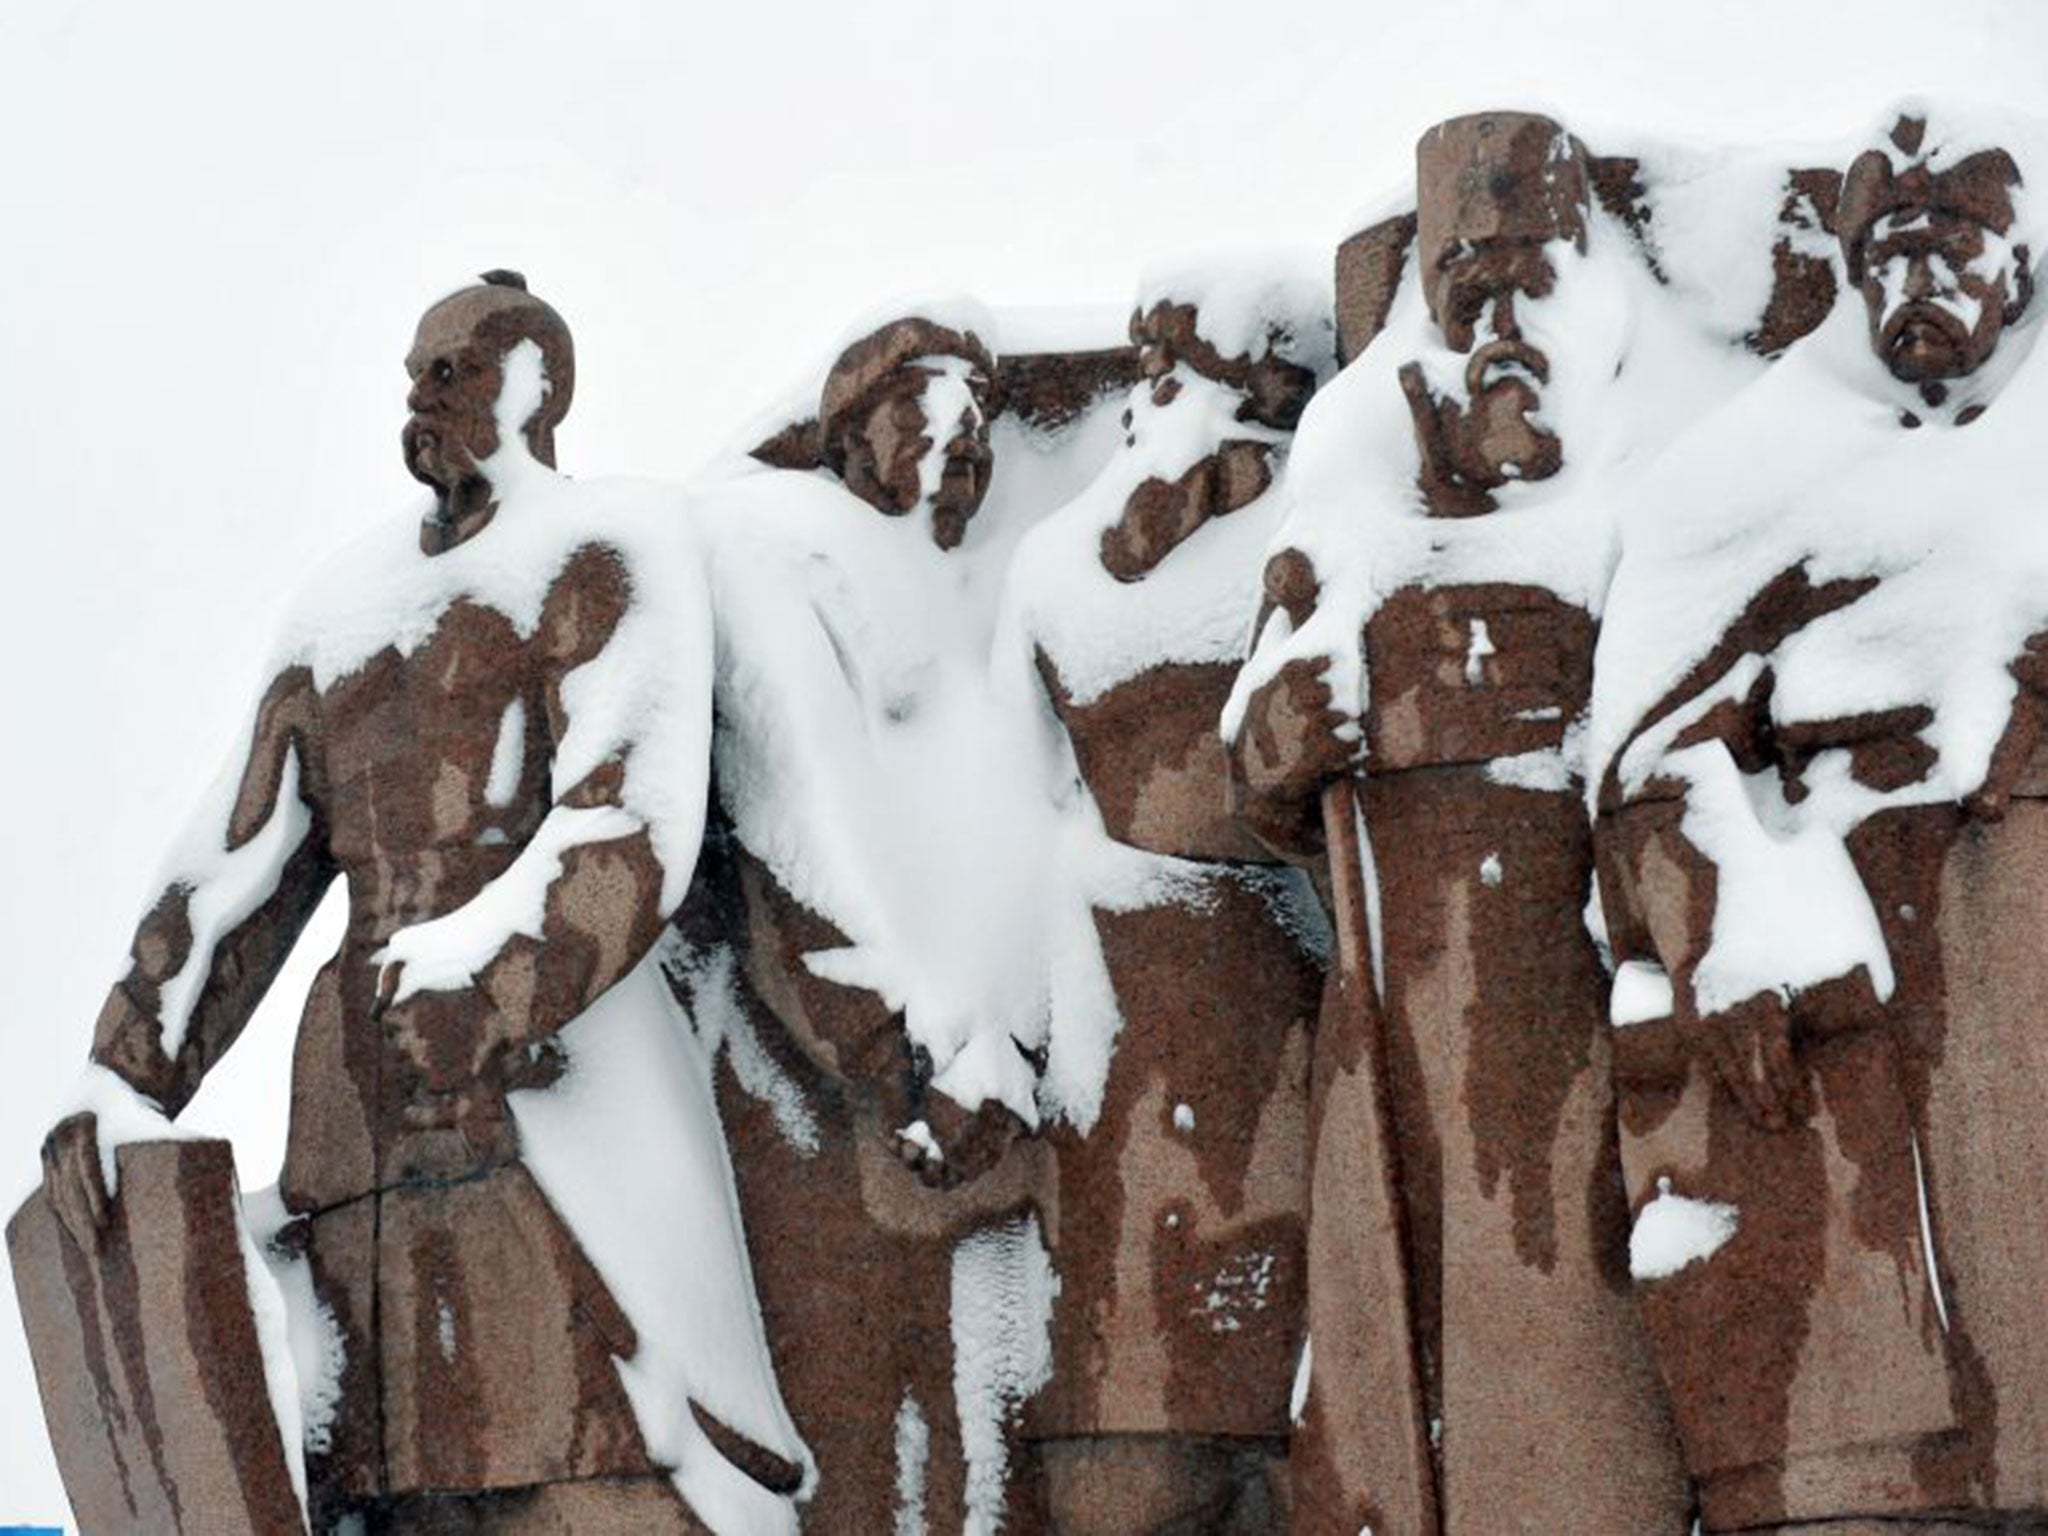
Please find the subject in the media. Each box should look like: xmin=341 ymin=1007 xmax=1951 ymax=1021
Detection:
xmin=45 ymin=663 xmax=336 ymax=1242
xmin=1226 ymin=547 xmax=1359 ymax=860
xmin=1598 ymin=662 xmax=1893 ymax=1130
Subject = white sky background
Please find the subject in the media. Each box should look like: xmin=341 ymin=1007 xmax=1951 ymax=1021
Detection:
xmin=1 ymin=0 xmax=2042 ymax=1520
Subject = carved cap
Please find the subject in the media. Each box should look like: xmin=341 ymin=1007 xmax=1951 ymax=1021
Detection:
xmin=1415 ymin=111 xmax=1590 ymax=273
xmin=818 ymin=316 xmax=997 ymax=452
xmin=1839 ymin=114 xmax=2022 ymax=283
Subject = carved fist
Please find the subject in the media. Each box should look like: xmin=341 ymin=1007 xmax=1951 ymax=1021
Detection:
xmin=1697 ymin=990 xmax=1812 ymax=1132
xmin=1231 ymin=656 xmax=1358 ymax=855
xmin=895 ymin=1094 xmax=1033 ymax=1191
xmin=879 ymin=1037 xmax=1037 ymax=1190
xmin=41 ymin=1112 xmax=110 ymax=1251
xmin=376 ymin=963 xmax=483 ymax=1093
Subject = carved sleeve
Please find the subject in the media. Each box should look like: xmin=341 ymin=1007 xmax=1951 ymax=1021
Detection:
xmin=92 ymin=665 xmax=337 ymax=1116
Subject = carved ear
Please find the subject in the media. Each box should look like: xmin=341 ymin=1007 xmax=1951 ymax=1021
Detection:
xmin=2006 ymin=247 xmax=2034 ymax=327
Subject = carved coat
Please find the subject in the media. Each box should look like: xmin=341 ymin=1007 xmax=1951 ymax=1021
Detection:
xmin=85 ymin=494 xmax=795 ymax=1526
xmin=1250 ymin=558 xmax=1687 ymax=1536
xmin=1598 ymin=562 xmax=2048 ymax=1529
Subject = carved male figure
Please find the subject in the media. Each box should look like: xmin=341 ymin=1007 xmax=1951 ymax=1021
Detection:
xmin=1594 ymin=109 xmax=2048 ymax=1531
xmin=675 ymin=309 xmax=1061 ymax=1531
xmin=26 ymin=274 xmax=805 ymax=1533
xmin=1231 ymin=113 xmax=1687 ymax=1534
xmin=1005 ymin=266 xmax=1332 ymax=1533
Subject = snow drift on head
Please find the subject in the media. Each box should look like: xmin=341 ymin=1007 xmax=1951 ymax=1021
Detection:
xmin=1136 ymin=248 xmax=1337 ymax=381
xmin=1588 ymin=102 xmax=2048 ymax=1022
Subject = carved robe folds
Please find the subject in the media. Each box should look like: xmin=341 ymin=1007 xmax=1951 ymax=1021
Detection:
xmin=1327 ymin=582 xmax=1685 ymax=1535
xmin=1601 ymin=666 xmax=2048 ymax=1529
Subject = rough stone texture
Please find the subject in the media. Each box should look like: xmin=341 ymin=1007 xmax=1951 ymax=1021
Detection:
xmin=1335 ymin=212 xmax=1417 ymax=365
xmin=25 ymin=280 xmax=723 ymax=1532
xmin=1357 ymin=587 xmax=1687 ymax=1535
xmin=361 ymin=1476 xmax=710 ymax=1534
xmin=1037 ymin=657 xmax=1274 ymax=863
xmin=1027 ymin=875 xmax=1316 ymax=1441
xmin=1591 ymin=120 xmax=2046 ymax=1534
xmin=1032 ymin=1435 xmax=1288 ymax=1535
xmin=674 ymin=832 xmax=1051 ymax=1535
xmin=9 ymin=1139 xmax=303 ymax=1535
xmin=1015 ymin=285 xmax=1329 ymax=1532
xmin=1602 ymin=720 xmax=2048 ymax=1532
xmin=1000 ymin=345 xmax=1144 ymax=435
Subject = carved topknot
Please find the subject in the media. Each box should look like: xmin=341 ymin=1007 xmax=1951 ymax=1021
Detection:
xmin=480 ymin=269 xmax=529 ymax=292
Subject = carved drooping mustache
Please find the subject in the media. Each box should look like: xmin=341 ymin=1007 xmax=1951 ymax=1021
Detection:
xmin=1881 ymin=299 xmax=1973 ymax=370
xmin=1465 ymin=338 xmax=1551 ymax=398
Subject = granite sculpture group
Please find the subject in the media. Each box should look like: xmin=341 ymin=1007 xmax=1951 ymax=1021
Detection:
xmin=13 ymin=100 xmax=2048 ymax=1535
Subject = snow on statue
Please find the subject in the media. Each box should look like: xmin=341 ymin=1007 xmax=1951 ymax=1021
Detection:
xmin=1593 ymin=99 xmax=2048 ymax=1532
xmin=12 ymin=273 xmax=809 ymax=1535
xmin=999 ymin=254 xmax=1334 ymax=1531
xmin=661 ymin=302 xmax=1127 ymax=1534
xmin=1223 ymin=111 xmax=1730 ymax=1535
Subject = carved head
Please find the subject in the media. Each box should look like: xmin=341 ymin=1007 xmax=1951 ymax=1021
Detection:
xmin=403 ymin=272 xmax=573 ymax=500
xmin=1414 ymin=112 xmax=1590 ymax=491
xmin=1130 ymin=300 xmax=1320 ymax=432
xmin=1840 ymin=115 xmax=2030 ymax=390
xmin=819 ymin=317 xmax=998 ymax=550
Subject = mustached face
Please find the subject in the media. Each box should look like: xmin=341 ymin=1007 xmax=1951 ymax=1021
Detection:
xmin=837 ymin=359 xmax=995 ymax=547
xmin=1429 ymin=239 xmax=1564 ymax=488
xmin=403 ymin=315 xmax=508 ymax=492
xmin=1861 ymin=208 xmax=2022 ymax=385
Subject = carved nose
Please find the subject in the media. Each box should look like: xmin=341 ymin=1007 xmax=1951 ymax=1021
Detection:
xmin=1904 ymin=255 xmax=1936 ymax=300
xmin=1490 ymin=293 xmax=1521 ymax=342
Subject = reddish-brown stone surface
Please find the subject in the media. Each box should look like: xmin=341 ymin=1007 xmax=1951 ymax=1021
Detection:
xmin=23 ymin=278 xmax=724 ymax=1532
xmin=1591 ymin=120 xmax=2045 ymax=1533
xmin=10 ymin=1139 xmax=304 ymax=1536
xmin=670 ymin=831 xmax=1051 ymax=1534
xmin=1019 ymin=282 xmax=1327 ymax=1532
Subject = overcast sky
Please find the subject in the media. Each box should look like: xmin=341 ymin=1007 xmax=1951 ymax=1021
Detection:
xmin=3 ymin=0 xmax=2044 ymax=1520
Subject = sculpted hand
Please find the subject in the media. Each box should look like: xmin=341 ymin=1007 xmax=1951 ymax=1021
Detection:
xmin=1700 ymin=990 xmax=1812 ymax=1132
xmin=41 ymin=1112 xmax=110 ymax=1251
xmin=1232 ymin=656 xmax=1357 ymax=855
xmin=896 ymin=1093 xmax=1033 ymax=1191
xmin=376 ymin=962 xmax=481 ymax=1093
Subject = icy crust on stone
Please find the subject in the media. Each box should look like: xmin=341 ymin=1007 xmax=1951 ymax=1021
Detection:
xmin=950 ymin=1215 xmax=1058 ymax=1536
xmin=696 ymin=383 xmax=1127 ymax=1126
xmin=513 ymin=961 xmax=814 ymax=1532
xmin=1135 ymin=247 xmax=1338 ymax=372
xmin=1224 ymin=193 xmax=1758 ymax=761
xmin=1590 ymin=107 xmax=2048 ymax=1019
xmin=1004 ymin=251 xmax=1334 ymax=706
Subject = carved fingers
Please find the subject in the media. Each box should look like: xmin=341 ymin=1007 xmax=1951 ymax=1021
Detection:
xmin=895 ymin=1095 xmax=1031 ymax=1191
xmin=41 ymin=1112 xmax=110 ymax=1251
xmin=1239 ymin=656 xmax=1358 ymax=809
xmin=376 ymin=964 xmax=485 ymax=1094
xmin=1700 ymin=990 xmax=1812 ymax=1132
